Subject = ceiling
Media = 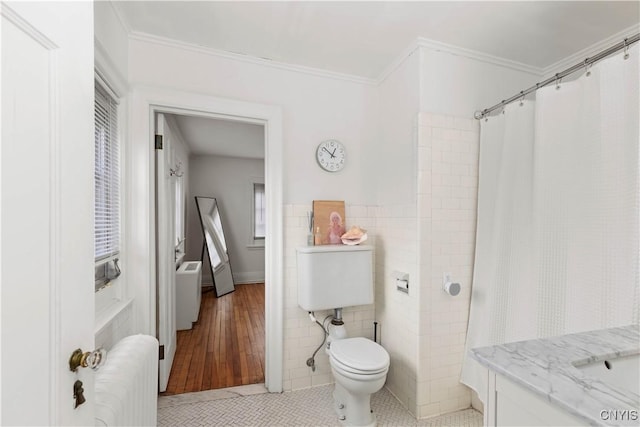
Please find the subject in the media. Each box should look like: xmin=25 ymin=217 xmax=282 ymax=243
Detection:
xmin=116 ymin=1 xmax=639 ymax=157
xmin=170 ymin=114 xmax=265 ymax=159
xmin=114 ymin=1 xmax=639 ymax=79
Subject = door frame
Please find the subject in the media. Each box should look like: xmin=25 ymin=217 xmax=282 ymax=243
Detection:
xmin=129 ymin=87 xmax=284 ymax=392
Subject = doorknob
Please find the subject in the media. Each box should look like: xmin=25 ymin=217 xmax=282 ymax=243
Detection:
xmin=69 ymin=348 xmax=107 ymax=372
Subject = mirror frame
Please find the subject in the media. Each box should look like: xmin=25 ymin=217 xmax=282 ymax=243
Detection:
xmin=194 ymin=196 xmax=235 ymax=297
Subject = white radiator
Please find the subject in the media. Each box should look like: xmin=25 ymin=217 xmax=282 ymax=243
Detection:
xmin=95 ymin=334 xmax=159 ymax=426
xmin=176 ymin=261 xmax=203 ymax=330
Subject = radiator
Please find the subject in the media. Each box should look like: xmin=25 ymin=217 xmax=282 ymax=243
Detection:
xmin=176 ymin=261 xmax=203 ymax=330
xmin=95 ymin=334 xmax=159 ymax=426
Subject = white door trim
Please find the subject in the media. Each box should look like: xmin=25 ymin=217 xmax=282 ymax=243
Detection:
xmin=129 ymin=86 xmax=283 ymax=392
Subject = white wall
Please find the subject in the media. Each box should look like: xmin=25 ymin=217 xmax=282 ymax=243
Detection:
xmin=128 ymin=38 xmax=379 ymax=206
xmin=419 ymin=46 xmax=541 ymax=118
xmin=94 ymin=1 xmax=128 ymax=90
xmin=95 ymin=302 xmax=133 ymax=350
xmin=373 ymin=49 xmax=421 ymax=412
xmin=94 ymin=1 xmax=133 ymax=350
xmin=187 ymin=155 xmax=265 ymax=284
xmin=376 ymin=50 xmax=421 ymax=206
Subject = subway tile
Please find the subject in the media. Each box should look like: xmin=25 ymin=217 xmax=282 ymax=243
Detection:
xmin=291 ymin=376 xmax=312 ymax=390
xmin=460 ymin=130 xmax=479 ymax=143
xmin=431 ymin=114 xmax=454 ymax=129
xmin=453 ymin=116 xmax=476 ymax=131
xmin=419 ymin=402 xmax=442 ymax=418
xmin=440 ymin=397 xmax=463 ymax=414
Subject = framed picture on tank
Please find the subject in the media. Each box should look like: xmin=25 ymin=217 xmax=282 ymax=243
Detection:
xmin=312 ymin=200 xmax=346 ymax=245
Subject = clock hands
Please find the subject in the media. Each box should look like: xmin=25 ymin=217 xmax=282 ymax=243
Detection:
xmin=331 ymin=148 xmax=337 ymax=157
xmin=322 ymin=146 xmax=336 ymax=158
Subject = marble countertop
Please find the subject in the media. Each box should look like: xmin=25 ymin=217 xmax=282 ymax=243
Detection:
xmin=471 ymin=325 xmax=640 ymax=426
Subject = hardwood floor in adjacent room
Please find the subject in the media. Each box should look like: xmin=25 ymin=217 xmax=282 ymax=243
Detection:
xmin=163 ymin=283 xmax=265 ymax=395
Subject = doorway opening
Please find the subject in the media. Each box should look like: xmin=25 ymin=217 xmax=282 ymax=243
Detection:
xmin=158 ymin=112 xmax=267 ymax=394
xmin=130 ymin=87 xmax=283 ymax=396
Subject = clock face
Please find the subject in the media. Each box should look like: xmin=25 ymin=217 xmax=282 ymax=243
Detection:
xmin=316 ymin=140 xmax=346 ymax=172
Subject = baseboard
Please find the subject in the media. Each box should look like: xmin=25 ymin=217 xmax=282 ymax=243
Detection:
xmin=233 ymin=271 xmax=265 ymax=284
xmin=200 ymin=271 xmax=264 ymax=286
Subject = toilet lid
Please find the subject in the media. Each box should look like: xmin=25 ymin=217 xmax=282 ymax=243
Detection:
xmin=330 ymin=337 xmax=390 ymax=373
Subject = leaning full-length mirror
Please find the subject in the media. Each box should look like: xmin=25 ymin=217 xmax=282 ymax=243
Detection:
xmin=195 ymin=196 xmax=235 ymax=296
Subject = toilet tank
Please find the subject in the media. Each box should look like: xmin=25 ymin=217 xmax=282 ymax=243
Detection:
xmin=296 ymin=245 xmax=373 ymax=311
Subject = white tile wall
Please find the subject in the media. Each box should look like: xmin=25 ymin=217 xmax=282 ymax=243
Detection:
xmin=283 ymin=203 xmax=378 ymax=391
xmin=371 ymin=113 xmax=479 ymax=418
xmin=374 ymin=202 xmax=419 ymax=413
xmin=416 ymin=112 xmax=480 ymax=418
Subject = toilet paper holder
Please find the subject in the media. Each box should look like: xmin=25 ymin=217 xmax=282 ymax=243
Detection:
xmin=393 ymin=271 xmax=409 ymax=294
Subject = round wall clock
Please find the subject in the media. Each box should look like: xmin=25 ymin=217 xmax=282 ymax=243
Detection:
xmin=316 ymin=139 xmax=346 ymax=172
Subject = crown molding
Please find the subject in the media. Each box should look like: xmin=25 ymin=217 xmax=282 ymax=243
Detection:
xmin=108 ymin=0 xmax=132 ymax=34
xmin=123 ymin=21 xmax=637 ymax=88
xmin=376 ymin=38 xmax=421 ymax=84
xmin=543 ymin=24 xmax=640 ymax=76
xmin=415 ymin=37 xmax=544 ymax=76
xmin=376 ymin=36 xmax=544 ymax=86
xmin=129 ymin=31 xmax=378 ymax=86
xmin=94 ymin=38 xmax=129 ymax=96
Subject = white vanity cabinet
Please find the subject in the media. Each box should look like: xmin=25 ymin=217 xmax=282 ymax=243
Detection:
xmin=473 ymin=326 xmax=640 ymax=427
xmin=484 ymin=372 xmax=585 ymax=426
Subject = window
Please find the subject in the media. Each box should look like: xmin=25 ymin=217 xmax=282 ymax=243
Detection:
xmin=253 ymin=182 xmax=266 ymax=241
xmin=94 ymin=80 xmax=121 ymax=290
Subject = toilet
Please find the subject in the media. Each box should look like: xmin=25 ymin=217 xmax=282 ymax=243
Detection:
xmin=297 ymin=245 xmax=390 ymax=427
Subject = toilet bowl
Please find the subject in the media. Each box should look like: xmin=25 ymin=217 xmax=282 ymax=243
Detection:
xmin=329 ymin=337 xmax=390 ymax=427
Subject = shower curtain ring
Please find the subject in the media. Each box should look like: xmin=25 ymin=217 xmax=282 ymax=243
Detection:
xmin=519 ymin=91 xmax=525 ymax=106
xmin=623 ymin=38 xmax=630 ymax=60
xmin=555 ymin=74 xmax=562 ymax=90
xmin=584 ymin=59 xmax=592 ymax=77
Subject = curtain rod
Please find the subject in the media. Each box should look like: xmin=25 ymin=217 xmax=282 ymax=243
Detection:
xmin=474 ymin=33 xmax=639 ymax=120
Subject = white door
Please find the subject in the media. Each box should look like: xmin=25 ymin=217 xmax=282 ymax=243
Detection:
xmin=155 ymin=113 xmax=177 ymax=392
xmin=1 ymin=2 xmax=95 ymax=425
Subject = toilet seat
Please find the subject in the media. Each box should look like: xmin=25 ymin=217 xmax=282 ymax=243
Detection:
xmin=330 ymin=337 xmax=389 ymax=375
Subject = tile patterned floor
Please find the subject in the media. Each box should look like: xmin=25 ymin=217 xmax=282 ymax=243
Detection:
xmin=158 ymin=384 xmax=482 ymax=426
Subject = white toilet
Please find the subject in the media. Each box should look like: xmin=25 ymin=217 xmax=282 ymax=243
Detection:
xmin=297 ymin=245 xmax=390 ymax=427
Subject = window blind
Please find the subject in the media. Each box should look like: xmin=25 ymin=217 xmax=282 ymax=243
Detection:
xmin=94 ymin=83 xmax=120 ymax=262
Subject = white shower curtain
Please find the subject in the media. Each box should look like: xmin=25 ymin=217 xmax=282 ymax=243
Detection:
xmin=461 ymin=45 xmax=640 ymax=402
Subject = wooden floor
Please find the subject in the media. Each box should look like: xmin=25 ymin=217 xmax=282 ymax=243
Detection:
xmin=162 ymin=283 xmax=265 ymax=395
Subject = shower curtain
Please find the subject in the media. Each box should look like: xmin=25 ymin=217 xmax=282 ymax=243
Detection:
xmin=461 ymin=45 xmax=639 ymax=402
